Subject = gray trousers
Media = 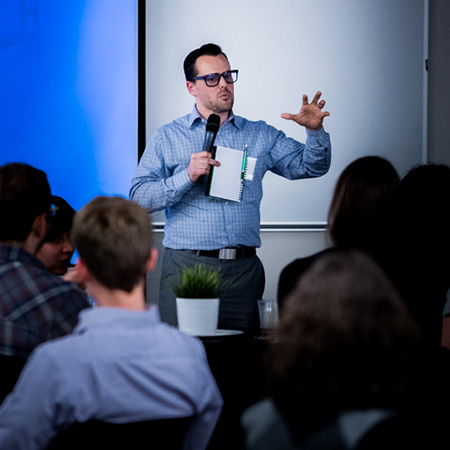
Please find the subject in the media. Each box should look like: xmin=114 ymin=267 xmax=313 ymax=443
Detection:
xmin=158 ymin=248 xmax=265 ymax=331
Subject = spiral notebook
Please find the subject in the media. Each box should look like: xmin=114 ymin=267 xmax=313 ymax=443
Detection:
xmin=205 ymin=145 xmax=248 ymax=202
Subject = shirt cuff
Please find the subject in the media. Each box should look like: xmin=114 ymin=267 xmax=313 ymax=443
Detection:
xmin=172 ymin=169 xmax=194 ymax=193
xmin=306 ymin=127 xmax=330 ymax=150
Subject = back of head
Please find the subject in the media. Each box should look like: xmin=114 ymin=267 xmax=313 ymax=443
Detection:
xmin=0 ymin=163 xmax=51 ymax=243
xmin=72 ymin=196 xmax=153 ymax=293
xmin=327 ymin=156 xmax=399 ymax=263
xmin=392 ymin=164 xmax=450 ymax=346
xmin=183 ymin=43 xmax=227 ymax=81
xmin=44 ymin=195 xmax=76 ymax=242
xmin=395 ymin=163 xmax=450 ymax=253
xmin=266 ymin=250 xmax=421 ymax=441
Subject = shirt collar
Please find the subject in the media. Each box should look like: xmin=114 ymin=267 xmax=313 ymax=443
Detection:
xmin=0 ymin=242 xmax=46 ymax=269
xmin=74 ymin=305 xmax=160 ymax=335
xmin=188 ymin=105 xmax=241 ymax=130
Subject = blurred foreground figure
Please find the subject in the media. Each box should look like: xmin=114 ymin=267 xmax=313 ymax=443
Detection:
xmin=244 ymin=251 xmax=450 ymax=449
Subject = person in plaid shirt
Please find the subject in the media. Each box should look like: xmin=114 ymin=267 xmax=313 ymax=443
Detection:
xmin=0 ymin=163 xmax=91 ymax=359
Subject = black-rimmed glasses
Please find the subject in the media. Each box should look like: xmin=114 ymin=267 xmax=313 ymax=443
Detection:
xmin=191 ymin=70 xmax=239 ymax=87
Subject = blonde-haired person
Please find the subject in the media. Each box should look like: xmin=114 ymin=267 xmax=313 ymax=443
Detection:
xmin=0 ymin=196 xmax=222 ymax=450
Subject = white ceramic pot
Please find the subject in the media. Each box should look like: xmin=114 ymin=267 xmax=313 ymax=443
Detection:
xmin=176 ymin=298 xmax=220 ymax=336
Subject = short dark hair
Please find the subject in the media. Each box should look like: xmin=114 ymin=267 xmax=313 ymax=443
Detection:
xmin=0 ymin=163 xmax=51 ymax=242
xmin=183 ymin=43 xmax=228 ymax=81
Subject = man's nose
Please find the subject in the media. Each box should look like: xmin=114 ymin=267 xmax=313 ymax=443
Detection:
xmin=218 ymin=75 xmax=228 ymax=88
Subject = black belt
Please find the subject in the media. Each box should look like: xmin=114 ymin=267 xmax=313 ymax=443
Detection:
xmin=182 ymin=247 xmax=256 ymax=260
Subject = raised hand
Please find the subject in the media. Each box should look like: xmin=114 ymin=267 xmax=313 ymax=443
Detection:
xmin=281 ymin=91 xmax=330 ymax=131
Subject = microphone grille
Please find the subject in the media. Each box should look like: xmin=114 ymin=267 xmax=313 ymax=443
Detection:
xmin=206 ymin=114 xmax=220 ymax=131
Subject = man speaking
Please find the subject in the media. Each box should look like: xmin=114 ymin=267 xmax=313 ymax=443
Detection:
xmin=130 ymin=43 xmax=331 ymax=331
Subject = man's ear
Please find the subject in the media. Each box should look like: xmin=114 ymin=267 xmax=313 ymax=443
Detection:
xmin=186 ymin=80 xmax=197 ymax=97
xmin=145 ymin=248 xmax=158 ymax=273
xmin=28 ymin=212 xmax=49 ymax=254
xmin=76 ymin=259 xmax=91 ymax=285
xmin=32 ymin=213 xmax=48 ymax=241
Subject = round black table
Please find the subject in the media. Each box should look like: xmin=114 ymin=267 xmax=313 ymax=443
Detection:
xmin=200 ymin=330 xmax=269 ymax=450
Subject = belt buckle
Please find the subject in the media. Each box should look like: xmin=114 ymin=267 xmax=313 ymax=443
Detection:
xmin=219 ymin=248 xmax=236 ymax=260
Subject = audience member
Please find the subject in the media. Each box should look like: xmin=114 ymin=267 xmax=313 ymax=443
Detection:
xmin=0 ymin=196 xmax=223 ymax=450
xmin=35 ymin=194 xmax=87 ymax=291
xmin=383 ymin=163 xmax=450 ymax=450
xmin=0 ymin=163 xmax=90 ymax=359
xmin=244 ymin=251 xmax=424 ymax=449
xmin=36 ymin=195 xmax=76 ymax=276
xmin=277 ymin=156 xmax=399 ymax=310
xmin=387 ymin=163 xmax=450 ymax=349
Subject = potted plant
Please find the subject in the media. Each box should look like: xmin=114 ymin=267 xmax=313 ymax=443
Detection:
xmin=172 ymin=264 xmax=222 ymax=336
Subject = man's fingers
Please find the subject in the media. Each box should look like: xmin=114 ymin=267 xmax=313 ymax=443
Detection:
xmin=192 ymin=151 xmax=210 ymax=159
xmin=312 ymin=91 xmax=322 ymax=104
xmin=192 ymin=152 xmax=220 ymax=167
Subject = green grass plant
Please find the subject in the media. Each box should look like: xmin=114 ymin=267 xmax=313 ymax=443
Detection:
xmin=172 ymin=264 xmax=221 ymax=299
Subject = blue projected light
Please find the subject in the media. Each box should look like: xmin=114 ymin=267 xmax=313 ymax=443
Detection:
xmin=0 ymin=0 xmax=137 ymax=211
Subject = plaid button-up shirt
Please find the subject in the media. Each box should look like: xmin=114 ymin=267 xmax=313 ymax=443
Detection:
xmin=0 ymin=244 xmax=91 ymax=358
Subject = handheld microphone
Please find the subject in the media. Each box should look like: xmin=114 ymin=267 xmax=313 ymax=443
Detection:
xmin=199 ymin=114 xmax=220 ymax=183
xmin=202 ymin=114 xmax=220 ymax=153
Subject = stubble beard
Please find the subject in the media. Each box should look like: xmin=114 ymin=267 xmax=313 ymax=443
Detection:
xmin=211 ymin=94 xmax=234 ymax=115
